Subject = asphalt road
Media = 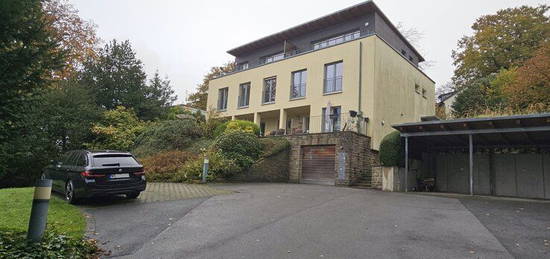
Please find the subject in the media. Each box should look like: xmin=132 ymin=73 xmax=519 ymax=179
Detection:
xmin=83 ymin=183 xmax=550 ymax=258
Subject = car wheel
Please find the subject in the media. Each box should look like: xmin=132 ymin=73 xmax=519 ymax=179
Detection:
xmin=65 ymin=180 xmax=79 ymax=204
xmin=126 ymin=192 xmax=140 ymax=199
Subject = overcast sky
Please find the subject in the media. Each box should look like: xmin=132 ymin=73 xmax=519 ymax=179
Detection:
xmin=70 ymin=0 xmax=548 ymax=104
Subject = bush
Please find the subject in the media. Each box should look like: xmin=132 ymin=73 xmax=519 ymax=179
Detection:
xmin=213 ymin=120 xmax=260 ymax=137
xmin=213 ymin=131 xmax=262 ymax=169
xmin=174 ymin=151 xmax=241 ymax=181
xmin=140 ymin=150 xmax=195 ymax=182
xmin=379 ymin=131 xmax=404 ymax=167
xmin=86 ymin=106 xmax=147 ymax=151
xmin=0 ymin=230 xmax=101 ymax=258
xmin=259 ymin=137 xmax=290 ymax=158
xmin=133 ymin=120 xmax=203 ymax=157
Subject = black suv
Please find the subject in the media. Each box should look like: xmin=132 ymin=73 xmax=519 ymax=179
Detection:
xmin=43 ymin=150 xmax=146 ymax=204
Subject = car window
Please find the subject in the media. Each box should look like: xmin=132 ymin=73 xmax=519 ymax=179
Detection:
xmin=76 ymin=153 xmax=87 ymax=166
xmin=92 ymin=155 xmax=140 ymax=167
xmin=61 ymin=152 xmax=75 ymax=165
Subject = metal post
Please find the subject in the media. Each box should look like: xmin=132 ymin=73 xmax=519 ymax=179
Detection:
xmin=202 ymin=158 xmax=209 ymax=183
xmin=405 ymin=137 xmax=409 ymax=192
xmin=469 ymin=134 xmax=474 ymax=196
xmin=27 ymin=179 xmax=52 ymax=242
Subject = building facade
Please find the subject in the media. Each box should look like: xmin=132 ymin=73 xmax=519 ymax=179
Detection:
xmin=207 ymin=1 xmax=435 ymax=150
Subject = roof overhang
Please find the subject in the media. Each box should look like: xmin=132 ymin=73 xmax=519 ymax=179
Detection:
xmin=393 ymin=113 xmax=550 ymax=147
xmin=227 ymin=1 xmax=425 ymax=62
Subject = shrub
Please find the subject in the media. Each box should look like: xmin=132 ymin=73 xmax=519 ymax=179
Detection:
xmin=174 ymin=151 xmax=240 ymax=181
xmin=379 ymin=131 xmax=404 ymax=167
xmin=140 ymin=150 xmax=195 ymax=182
xmin=259 ymin=137 xmax=290 ymax=158
xmin=0 ymin=230 xmax=101 ymax=258
xmin=214 ymin=120 xmax=260 ymax=137
xmin=213 ymin=131 xmax=262 ymax=169
xmin=86 ymin=106 xmax=147 ymax=151
xmin=133 ymin=120 xmax=203 ymax=157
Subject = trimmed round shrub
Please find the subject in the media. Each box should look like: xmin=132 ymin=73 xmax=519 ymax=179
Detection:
xmin=213 ymin=131 xmax=262 ymax=169
xmin=140 ymin=150 xmax=195 ymax=182
xmin=213 ymin=120 xmax=260 ymax=137
xmin=133 ymin=120 xmax=203 ymax=157
xmin=379 ymin=131 xmax=404 ymax=167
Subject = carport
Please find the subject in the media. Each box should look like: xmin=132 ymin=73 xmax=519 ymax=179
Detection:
xmin=393 ymin=113 xmax=550 ymax=199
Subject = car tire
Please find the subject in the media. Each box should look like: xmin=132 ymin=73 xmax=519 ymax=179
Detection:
xmin=65 ymin=180 xmax=79 ymax=204
xmin=126 ymin=192 xmax=140 ymax=199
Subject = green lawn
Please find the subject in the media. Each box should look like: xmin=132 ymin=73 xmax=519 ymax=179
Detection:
xmin=0 ymin=188 xmax=86 ymax=239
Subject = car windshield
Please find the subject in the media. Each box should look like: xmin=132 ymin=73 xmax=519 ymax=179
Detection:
xmin=92 ymin=155 xmax=140 ymax=167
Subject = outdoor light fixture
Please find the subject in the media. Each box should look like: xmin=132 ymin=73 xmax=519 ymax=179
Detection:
xmin=349 ymin=110 xmax=358 ymax=117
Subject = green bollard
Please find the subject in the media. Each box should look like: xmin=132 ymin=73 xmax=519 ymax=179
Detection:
xmin=27 ymin=179 xmax=52 ymax=242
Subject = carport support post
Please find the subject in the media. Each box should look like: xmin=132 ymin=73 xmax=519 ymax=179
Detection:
xmin=469 ymin=134 xmax=473 ymax=196
xmin=404 ymin=136 xmax=408 ymax=193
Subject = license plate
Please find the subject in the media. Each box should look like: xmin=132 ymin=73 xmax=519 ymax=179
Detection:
xmin=110 ymin=173 xmax=129 ymax=179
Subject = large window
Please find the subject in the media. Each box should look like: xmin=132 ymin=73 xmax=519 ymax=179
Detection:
xmin=313 ymin=30 xmax=360 ymax=50
xmin=324 ymin=61 xmax=343 ymax=93
xmin=263 ymin=77 xmax=276 ymax=104
xmin=262 ymin=52 xmax=284 ymax=64
xmin=238 ymin=83 xmax=250 ymax=108
xmin=217 ymin=87 xmax=228 ymax=110
xmin=290 ymin=70 xmax=307 ymax=99
xmin=322 ymin=106 xmax=341 ymax=132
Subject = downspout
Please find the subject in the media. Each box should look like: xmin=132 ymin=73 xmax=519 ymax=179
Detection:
xmin=357 ymin=41 xmax=363 ymax=134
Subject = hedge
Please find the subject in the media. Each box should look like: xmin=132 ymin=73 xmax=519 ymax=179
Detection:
xmin=379 ymin=131 xmax=404 ymax=167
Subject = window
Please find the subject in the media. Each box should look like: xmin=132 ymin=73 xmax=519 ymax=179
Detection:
xmin=92 ymin=155 xmax=140 ymax=167
xmin=263 ymin=77 xmax=276 ymax=104
xmin=401 ymin=49 xmax=407 ymax=56
xmin=414 ymin=84 xmax=420 ymax=94
xmin=217 ymin=87 xmax=228 ymax=110
xmin=322 ymin=106 xmax=341 ymax=132
xmin=313 ymin=30 xmax=360 ymax=50
xmin=237 ymin=62 xmax=249 ymax=71
xmin=290 ymin=70 xmax=307 ymax=99
xmin=324 ymin=62 xmax=343 ymax=93
xmin=238 ymin=83 xmax=250 ymax=108
xmin=409 ymin=56 xmax=414 ymax=62
xmin=422 ymin=88 xmax=427 ymax=98
xmin=262 ymin=52 xmax=284 ymax=64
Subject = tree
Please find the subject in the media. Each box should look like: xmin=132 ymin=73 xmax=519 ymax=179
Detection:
xmin=86 ymin=106 xmax=147 ymax=151
xmin=451 ymin=76 xmax=507 ymax=117
xmin=452 ymin=5 xmax=550 ymax=89
xmin=187 ymin=62 xmax=235 ymax=110
xmin=144 ymin=72 xmax=177 ymax=120
xmin=80 ymin=40 xmax=176 ymax=120
xmin=0 ymin=0 xmax=65 ymax=185
xmin=43 ymin=0 xmax=99 ymax=79
xmin=503 ymin=42 xmax=550 ymax=110
xmin=38 ymin=80 xmax=102 ymax=151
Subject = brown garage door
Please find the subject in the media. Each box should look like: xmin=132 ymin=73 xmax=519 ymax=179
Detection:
xmin=301 ymin=145 xmax=335 ymax=185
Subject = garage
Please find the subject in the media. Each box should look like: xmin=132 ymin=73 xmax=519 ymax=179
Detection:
xmin=394 ymin=113 xmax=550 ymax=200
xmin=301 ymin=145 xmax=336 ymax=185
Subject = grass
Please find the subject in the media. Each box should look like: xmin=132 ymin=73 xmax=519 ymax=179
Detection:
xmin=0 ymin=187 xmax=86 ymax=239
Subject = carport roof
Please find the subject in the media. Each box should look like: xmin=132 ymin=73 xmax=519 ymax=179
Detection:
xmin=393 ymin=113 xmax=550 ymax=147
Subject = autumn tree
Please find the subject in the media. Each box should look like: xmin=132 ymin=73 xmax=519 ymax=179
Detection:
xmin=452 ymin=5 xmax=550 ymax=89
xmin=503 ymin=42 xmax=550 ymax=110
xmin=187 ymin=62 xmax=235 ymax=110
xmin=43 ymin=0 xmax=99 ymax=79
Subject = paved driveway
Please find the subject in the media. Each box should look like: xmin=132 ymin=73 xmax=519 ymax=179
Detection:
xmin=83 ymin=183 xmax=550 ymax=258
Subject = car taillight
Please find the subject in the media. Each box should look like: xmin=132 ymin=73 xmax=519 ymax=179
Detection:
xmin=134 ymin=170 xmax=145 ymax=176
xmin=80 ymin=171 xmax=105 ymax=178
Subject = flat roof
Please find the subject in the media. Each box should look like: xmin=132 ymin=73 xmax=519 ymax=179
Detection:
xmin=393 ymin=113 xmax=550 ymax=146
xmin=227 ymin=1 xmax=425 ymax=62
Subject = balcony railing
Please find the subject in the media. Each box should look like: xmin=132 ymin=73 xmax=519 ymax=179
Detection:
xmin=262 ymin=113 xmax=367 ymax=136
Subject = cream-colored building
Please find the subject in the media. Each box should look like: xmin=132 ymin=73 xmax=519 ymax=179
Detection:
xmin=207 ymin=1 xmax=435 ymax=150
